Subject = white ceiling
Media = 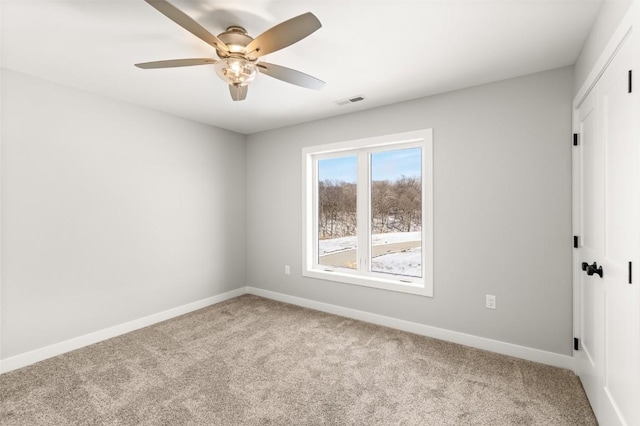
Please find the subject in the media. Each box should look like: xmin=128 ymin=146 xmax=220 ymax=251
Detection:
xmin=1 ymin=0 xmax=602 ymax=134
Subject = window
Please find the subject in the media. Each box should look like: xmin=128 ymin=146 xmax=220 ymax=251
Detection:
xmin=302 ymin=129 xmax=433 ymax=296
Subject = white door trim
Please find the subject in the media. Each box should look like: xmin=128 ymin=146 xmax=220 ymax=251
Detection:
xmin=0 ymin=0 xmax=4 ymax=371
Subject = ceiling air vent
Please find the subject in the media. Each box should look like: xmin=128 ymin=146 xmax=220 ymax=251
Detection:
xmin=335 ymin=95 xmax=365 ymax=106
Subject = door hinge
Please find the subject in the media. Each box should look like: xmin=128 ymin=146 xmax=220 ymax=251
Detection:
xmin=629 ymin=70 xmax=633 ymax=93
xmin=629 ymin=261 xmax=633 ymax=284
xmin=574 ymin=337 xmax=579 ymax=351
xmin=573 ymin=133 xmax=579 ymax=146
xmin=573 ymin=235 xmax=579 ymax=248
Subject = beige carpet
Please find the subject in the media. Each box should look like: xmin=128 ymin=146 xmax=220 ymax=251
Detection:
xmin=1 ymin=294 xmax=596 ymax=425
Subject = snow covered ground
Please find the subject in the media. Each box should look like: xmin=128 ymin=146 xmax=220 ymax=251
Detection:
xmin=319 ymin=231 xmax=422 ymax=277
xmin=318 ymin=231 xmax=421 ymax=256
xmin=371 ymin=247 xmax=421 ymax=278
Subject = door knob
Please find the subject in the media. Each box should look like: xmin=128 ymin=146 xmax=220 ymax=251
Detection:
xmin=581 ymin=262 xmax=589 ymax=271
xmin=585 ymin=262 xmax=603 ymax=278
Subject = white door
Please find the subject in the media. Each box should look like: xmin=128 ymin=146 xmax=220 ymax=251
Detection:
xmin=575 ymin=32 xmax=640 ymax=426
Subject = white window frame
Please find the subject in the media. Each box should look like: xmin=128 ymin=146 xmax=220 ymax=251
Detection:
xmin=302 ymin=129 xmax=434 ymax=297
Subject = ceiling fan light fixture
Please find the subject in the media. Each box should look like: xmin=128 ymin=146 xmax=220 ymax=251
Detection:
xmin=137 ymin=2 xmax=324 ymax=101
xmin=214 ymin=57 xmax=257 ymax=86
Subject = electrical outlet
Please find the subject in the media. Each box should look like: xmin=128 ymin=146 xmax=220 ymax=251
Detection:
xmin=285 ymin=265 xmax=291 ymax=275
xmin=486 ymin=295 xmax=496 ymax=309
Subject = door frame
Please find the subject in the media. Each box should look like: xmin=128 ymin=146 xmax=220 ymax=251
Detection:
xmin=571 ymin=3 xmax=639 ymax=372
xmin=0 ymin=1 xmax=4 ymax=373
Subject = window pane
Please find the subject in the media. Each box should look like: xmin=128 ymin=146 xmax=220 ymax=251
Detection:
xmin=370 ymin=147 xmax=422 ymax=277
xmin=317 ymin=156 xmax=357 ymax=269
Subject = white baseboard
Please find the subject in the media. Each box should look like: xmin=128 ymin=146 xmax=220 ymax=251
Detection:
xmin=1 ymin=285 xmax=574 ymax=374
xmin=246 ymin=287 xmax=575 ymax=371
xmin=0 ymin=287 xmax=247 ymax=374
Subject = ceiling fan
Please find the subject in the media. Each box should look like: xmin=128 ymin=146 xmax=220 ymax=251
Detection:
xmin=135 ymin=0 xmax=325 ymax=101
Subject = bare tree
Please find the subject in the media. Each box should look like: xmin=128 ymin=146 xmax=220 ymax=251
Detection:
xmin=319 ymin=177 xmax=420 ymax=239
xmin=318 ymin=180 xmax=357 ymax=239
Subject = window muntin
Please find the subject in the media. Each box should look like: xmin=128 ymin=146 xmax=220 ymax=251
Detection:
xmin=303 ymin=129 xmax=433 ymax=297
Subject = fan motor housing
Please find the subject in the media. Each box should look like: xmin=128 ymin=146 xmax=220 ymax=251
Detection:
xmin=217 ymin=26 xmax=254 ymax=58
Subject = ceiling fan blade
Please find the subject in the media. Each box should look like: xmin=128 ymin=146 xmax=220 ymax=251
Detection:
xmin=135 ymin=58 xmax=217 ymax=69
xmin=229 ymin=85 xmax=248 ymax=101
xmin=257 ymin=62 xmax=325 ymax=90
xmin=144 ymin=0 xmax=229 ymax=53
xmin=245 ymin=12 xmax=321 ymax=59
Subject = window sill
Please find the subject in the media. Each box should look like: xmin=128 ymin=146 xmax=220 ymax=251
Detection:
xmin=303 ymin=268 xmax=433 ymax=297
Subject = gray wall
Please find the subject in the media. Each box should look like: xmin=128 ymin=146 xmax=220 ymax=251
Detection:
xmin=246 ymin=67 xmax=574 ymax=355
xmin=1 ymin=64 xmax=576 ymax=361
xmin=1 ymin=70 xmax=246 ymax=359
xmin=573 ymin=0 xmax=634 ymax=94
